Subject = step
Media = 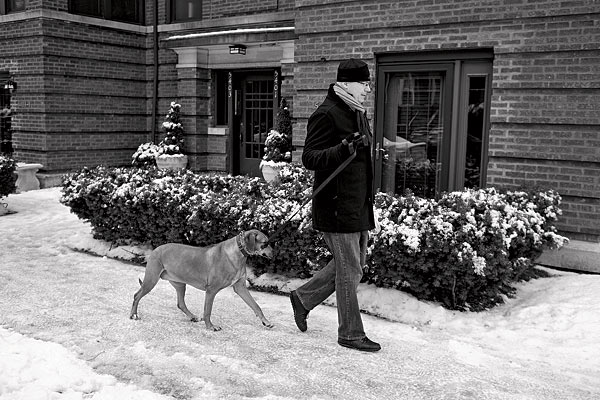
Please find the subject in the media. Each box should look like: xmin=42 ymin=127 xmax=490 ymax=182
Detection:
xmin=537 ymin=239 xmax=600 ymax=274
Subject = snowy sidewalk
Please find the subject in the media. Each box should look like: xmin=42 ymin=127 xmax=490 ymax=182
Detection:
xmin=0 ymin=188 xmax=599 ymax=400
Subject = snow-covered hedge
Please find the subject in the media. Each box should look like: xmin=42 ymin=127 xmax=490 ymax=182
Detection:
xmin=0 ymin=155 xmax=17 ymax=200
xmin=60 ymin=165 xmax=568 ymax=311
xmin=369 ymin=189 xmax=568 ymax=309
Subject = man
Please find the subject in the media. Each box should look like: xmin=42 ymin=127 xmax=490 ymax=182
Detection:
xmin=290 ymin=58 xmax=380 ymax=352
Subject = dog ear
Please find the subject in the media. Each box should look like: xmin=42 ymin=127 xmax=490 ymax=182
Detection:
xmin=246 ymin=230 xmax=256 ymax=251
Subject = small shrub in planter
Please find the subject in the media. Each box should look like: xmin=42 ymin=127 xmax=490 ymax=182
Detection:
xmin=158 ymin=101 xmax=185 ymax=156
xmin=132 ymin=142 xmax=159 ymax=168
xmin=260 ymin=99 xmax=294 ymax=181
xmin=262 ymin=98 xmax=293 ymax=164
xmin=131 ymin=101 xmax=187 ymax=169
xmin=0 ymin=155 xmax=17 ymax=200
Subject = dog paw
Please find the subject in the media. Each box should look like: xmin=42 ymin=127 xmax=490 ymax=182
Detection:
xmin=206 ymin=325 xmax=222 ymax=331
xmin=190 ymin=317 xmax=199 ymax=322
xmin=130 ymin=314 xmax=140 ymax=320
xmin=262 ymin=321 xmax=274 ymax=329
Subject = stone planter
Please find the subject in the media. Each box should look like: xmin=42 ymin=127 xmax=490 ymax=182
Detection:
xmin=156 ymin=154 xmax=188 ymax=170
xmin=260 ymin=160 xmax=286 ymax=183
xmin=15 ymin=163 xmax=43 ymax=193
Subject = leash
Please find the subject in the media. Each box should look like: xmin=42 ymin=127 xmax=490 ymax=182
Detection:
xmin=265 ymin=143 xmax=359 ymax=245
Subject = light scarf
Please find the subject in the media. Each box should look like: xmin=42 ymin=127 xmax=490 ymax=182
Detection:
xmin=333 ymin=83 xmax=372 ymax=144
xmin=333 ymin=83 xmax=366 ymax=113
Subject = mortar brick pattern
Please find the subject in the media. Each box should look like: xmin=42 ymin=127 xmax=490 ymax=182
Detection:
xmin=2 ymin=0 xmax=598 ymax=239
xmin=292 ymin=0 xmax=600 ymax=239
xmin=203 ymin=0 xmax=294 ymax=18
xmin=489 ymin=125 xmax=600 ymax=163
xmin=2 ymin=8 xmax=149 ymax=172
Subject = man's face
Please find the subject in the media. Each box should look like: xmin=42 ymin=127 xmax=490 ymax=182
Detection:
xmin=344 ymin=81 xmax=372 ymax=104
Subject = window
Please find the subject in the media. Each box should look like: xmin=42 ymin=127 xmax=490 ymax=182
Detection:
xmin=110 ymin=0 xmax=143 ymax=23
xmin=68 ymin=0 xmax=145 ymax=24
xmin=380 ymin=71 xmax=446 ymax=198
xmin=464 ymin=75 xmax=488 ymax=189
xmin=169 ymin=0 xmax=202 ymax=22
xmin=0 ymin=72 xmax=13 ymax=155
xmin=375 ymin=50 xmax=493 ymax=198
xmin=70 ymin=0 xmax=102 ymax=18
xmin=1 ymin=0 xmax=25 ymax=14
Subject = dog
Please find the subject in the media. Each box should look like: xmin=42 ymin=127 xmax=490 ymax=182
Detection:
xmin=130 ymin=229 xmax=274 ymax=331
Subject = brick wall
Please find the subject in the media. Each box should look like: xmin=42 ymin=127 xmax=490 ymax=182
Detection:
xmin=202 ymin=0 xmax=294 ymax=19
xmin=293 ymin=0 xmax=600 ymax=240
xmin=26 ymin=0 xmax=66 ymax=12
xmin=3 ymin=0 xmax=597 ymax=239
xmin=5 ymin=15 xmax=149 ymax=171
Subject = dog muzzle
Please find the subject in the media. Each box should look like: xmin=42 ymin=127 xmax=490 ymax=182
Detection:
xmin=236 ymin=232 xmax=272 ymax=259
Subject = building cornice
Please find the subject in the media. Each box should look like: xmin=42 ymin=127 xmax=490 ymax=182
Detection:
xmin=0 ymin=9 xmax=295 ymax=36
xmin=0 ymin=9 xmax=147 ymax=33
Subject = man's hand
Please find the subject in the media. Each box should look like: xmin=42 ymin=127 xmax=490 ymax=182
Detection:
xmin=342 ymin=132 xmax=362 ymax=154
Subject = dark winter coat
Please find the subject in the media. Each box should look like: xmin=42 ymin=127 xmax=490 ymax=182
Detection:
xmin=302 ymin=84 xmax=375 ymax=233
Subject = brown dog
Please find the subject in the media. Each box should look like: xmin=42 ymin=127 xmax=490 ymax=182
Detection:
xmin=130 ymin=230 xmax=273 ymax=331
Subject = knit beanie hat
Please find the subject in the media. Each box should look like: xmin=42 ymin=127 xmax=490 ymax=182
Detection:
xmin=336 ymin=58 xmax=370 ymax=82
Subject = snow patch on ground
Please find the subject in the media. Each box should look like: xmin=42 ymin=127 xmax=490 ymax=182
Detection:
xmin=0 ymin=328 xmax=170 ymax=400
xmin=1 ymin=188 xmax=599 ymax=400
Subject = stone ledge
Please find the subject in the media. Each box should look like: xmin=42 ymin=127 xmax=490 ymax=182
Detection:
xmin=537 ymin=239 xmax=600 ymax=274
xmin=38 ymin=173 xmax=65 ymax=189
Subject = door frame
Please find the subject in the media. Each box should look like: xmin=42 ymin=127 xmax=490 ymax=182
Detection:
xmin=374 ymin=49 xmax=494 ymax=195
xmin=228 ymin=68 xmax=280 ymax=176
xmin=0 ymin=71 xmax=12 ymax=155
xmin=454 ymin=61 xmax=493 ymax=189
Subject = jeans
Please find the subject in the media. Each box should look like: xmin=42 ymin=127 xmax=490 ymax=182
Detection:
xmin=295 ymin=231 xmax=368 ymax=340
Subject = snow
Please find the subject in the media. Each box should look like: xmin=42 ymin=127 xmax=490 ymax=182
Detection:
xmin=1 ymin=188 xmax=599 ymax=399
xmin=167 ymin=27 xmax=295 ymax=41
xmin=0 ymin=329 xmax=169 ymax=400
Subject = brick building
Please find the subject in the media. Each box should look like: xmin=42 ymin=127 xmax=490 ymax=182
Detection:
xmin=1 ymin=1 xmax=599 ymax=269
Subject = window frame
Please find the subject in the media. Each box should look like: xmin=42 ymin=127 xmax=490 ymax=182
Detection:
xmin=68 ymin=0 xmax=145 ymax=25
xmin=1 ymin=0 xmax=26 ymax=15
xmin=375 ymin=49 xmax=494 ymax=197
xmin=167 ymin=0 xmax=202 ymax=23
xmin=375 ymin=62 xmax=454 ymax=197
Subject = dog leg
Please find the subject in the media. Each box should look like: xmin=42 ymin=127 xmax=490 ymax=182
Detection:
xmin=169 ymin=281 xmax=199 ymax=322
xmin=130 ymin=257 xmax=163 ymax=320
xmin=232 ymin=280 xmax=274 ymax=328
xmin=202 ymin=288 xmax=221 ymax=331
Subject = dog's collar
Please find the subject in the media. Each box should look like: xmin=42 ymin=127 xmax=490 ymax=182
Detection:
xmin=236 ymin=232 xmax=252 ymax=257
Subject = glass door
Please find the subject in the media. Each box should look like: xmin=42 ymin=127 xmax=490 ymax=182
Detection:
xmin=233 ymin=70 xmax=279 ymax=177
xmin=375 ymin=54 xmax=492 ymax=198
xmin=376 ymin=64 xmax=454 ymax=197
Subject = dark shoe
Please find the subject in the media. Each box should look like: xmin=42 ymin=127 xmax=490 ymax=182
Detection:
xmin=290 ymin=290 xmax=309 ymax=332
xmin=338 ymin=337 xmax=381 ymax=352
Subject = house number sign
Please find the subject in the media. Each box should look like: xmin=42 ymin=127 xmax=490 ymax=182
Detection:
xmin=228 ymin=72 xmax=232 ymax=98
xmin=274 ymin=70 xmax=279 ymax=101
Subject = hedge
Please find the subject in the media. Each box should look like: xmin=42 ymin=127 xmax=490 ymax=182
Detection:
xmin=0 ymin=155 xmax=17 ymax=200
xmin=60 ymin=164 xmax=568 ymax=311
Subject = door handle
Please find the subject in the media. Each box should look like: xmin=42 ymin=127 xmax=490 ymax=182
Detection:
xmin=375 ymin=142 xmax=388 ymax=160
